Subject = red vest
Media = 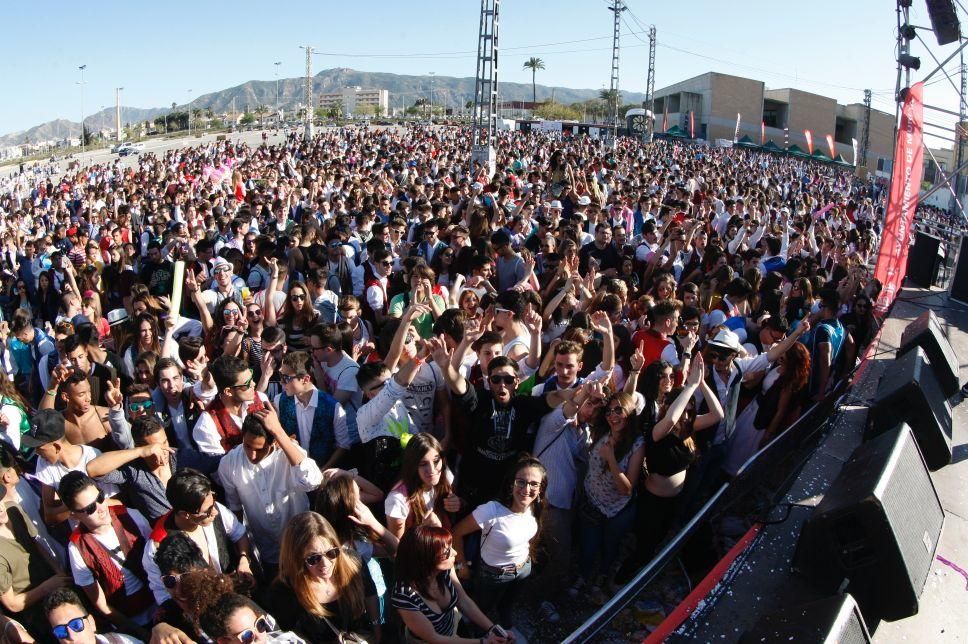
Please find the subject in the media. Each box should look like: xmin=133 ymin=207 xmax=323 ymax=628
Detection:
xmin=206 ymin=396 xmax=265 ymax=452
xmin=632 ymin=328 xmax=672 ymax=370
xmin=69 ymin=506 xmax=154 ymax=617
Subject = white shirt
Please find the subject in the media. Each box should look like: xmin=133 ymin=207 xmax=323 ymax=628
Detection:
xmin=141 ymin=501 xmax=246 ymax=605
xmin=192 ymin=392 xmax=271 ymax=455
xmin=385 ymin=469 xmax=455 ymax=523
xmin=36 ymin=446 xmax=120 ymax=498
xmin=273 ymin=389 xmax=320 ymax=451
xmin=217 ymin=444 xmax=322 ymax=564
xmin=67 ymin=507 xmax=152 ymax=624
xmin=351 ymin=376 xmax=417 ymax=443
xmin=473 ymin=500 xmax=537 ymax=568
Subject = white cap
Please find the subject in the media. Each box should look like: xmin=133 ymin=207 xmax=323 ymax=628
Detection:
xmin=707 ymin=329 xmax=742 ymax=353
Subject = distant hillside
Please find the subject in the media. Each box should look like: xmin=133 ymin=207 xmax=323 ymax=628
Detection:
xmin=1 ymin=68 xmax=647 ymax=146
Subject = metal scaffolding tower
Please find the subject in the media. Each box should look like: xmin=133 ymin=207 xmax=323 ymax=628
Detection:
xmin=471 ymin=0 xmax=500 ymax=178
xmin=606 ymin=0 xmax=625 ymax=148
xmin=303 ymin=45 xmax=314 ymax=140
xmin=644 ymin=25 xmax=656 ymax=143
xmin=860 ymin=89 xmax=872 ymax=166
xmin=957 ymin=62 xmax=967 ymax=195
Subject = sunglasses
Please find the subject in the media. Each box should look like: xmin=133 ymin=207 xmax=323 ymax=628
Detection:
xmin=605 ymin=406 xmax=626 ymax=416
xmin=229 ymin=375 xmax=254 ymax=390
xmin=234 ymin=615 xmax=272 ymax=644
xmin=213 ymin=267 xmax=231 ymax=275
xmin=305 ymin=547 xmax=341 ymax=566
xmin=52 ymin=616 xmax=88 ymax=640
xmin=247 ymin=308 xmax=262 ymax=317
xmin=223 ymin=309 xmax=241 ymax=317
xmin=161 ymin=572 xmax=184 ymax=589
xmin=489 ymin=374 xmax=517 ymax=386
xmin=73 ymin=490 xmax=106 ymax=516
xmin=709 ymin=350 xmax=733 ymax=360
xmin=291 ymin=294 xmax=306 ymax=301
xmin=190 ymin=503 xmax=218 ymax=519
xmin=379 ymin=260 xmax=393 ymax=267
xmin=128 ymin=400 xmax=154 ymax=413
xmin=279 ymin=373 xmax=304 ymax=384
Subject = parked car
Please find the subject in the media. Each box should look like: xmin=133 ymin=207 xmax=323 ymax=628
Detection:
xmin=116 ymin=142 xmax=145 ymax=156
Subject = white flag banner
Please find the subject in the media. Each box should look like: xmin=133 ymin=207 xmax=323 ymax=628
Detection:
xmin=733 ymin=113 xmax=741 ymax=142
xmin=851 ymin=137 xmax=859 ymax=166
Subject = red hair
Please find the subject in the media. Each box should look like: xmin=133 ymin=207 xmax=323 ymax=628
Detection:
xmin=395 ymin=525 xmax=453 ymax=599
xmin=780 ymin=342 xmax=810 ymax=393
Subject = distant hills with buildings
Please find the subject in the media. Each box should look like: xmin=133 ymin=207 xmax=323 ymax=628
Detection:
xmin=1 ymin=67 xmax=647 ymax=148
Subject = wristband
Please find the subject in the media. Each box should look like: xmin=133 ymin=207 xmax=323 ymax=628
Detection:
xmin=682 ymin=352 xmax=692 ymax=359
xmin=46 ymin=389 xmax=57 ymax=397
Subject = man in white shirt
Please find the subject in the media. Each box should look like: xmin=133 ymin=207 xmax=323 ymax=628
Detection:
xmin=192 ymin=355 xmax=271 ymax=455
xmin=218 ymin=408 xmax=322 ymax=575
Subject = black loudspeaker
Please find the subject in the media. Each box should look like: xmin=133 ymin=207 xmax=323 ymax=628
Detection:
xmin=867 ymin=346 xmax=952 ymax=470
xmin=519 ymin=121 xmax=531 ymax=134
xmin=897 ymin=310 xmax=960 ymax=397
xmin=793 ymin=425 xmax=944 ymax=623
xmin=739 ymin=594 xmax=871 ymax=644
xmin=925 ymin=0 xmax=961 ymax=45
xmin=906 ymin=232 xmax=941 ymax=287
xmin=950 ymin=234 xmax=968 ymax=305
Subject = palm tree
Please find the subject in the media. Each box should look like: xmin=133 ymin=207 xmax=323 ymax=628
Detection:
xmin=523 ymin=57 xmax=545 ymax=106
xmin=599 ymin=89 xmax=620 ymax=122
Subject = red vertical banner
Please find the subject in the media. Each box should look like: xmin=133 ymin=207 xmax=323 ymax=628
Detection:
xmin=825 ymin=134 xmax=836 ymax=158
xmin=874 ymin=82 xmax=925 ymax=314
xmin=689 ymin=111 xmax=695 ymax=138
xmin=804 ymin=130 xmax=814 ymax=154
xmin=761 ymin=121 xmax=766 ymax=145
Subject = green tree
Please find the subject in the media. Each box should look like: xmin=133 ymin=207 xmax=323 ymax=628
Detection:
xmin=240 ymin=112 xmax=256 ymax=125
xmin=534 ymin=102 xmax=580 ymax=121
xmin=599 ymin=89 xmax=620 ymax=122
xmin=327 ymin=103 xmax=344 ymax=119
xmin=522 ymin=57 xmax=545 ymax=106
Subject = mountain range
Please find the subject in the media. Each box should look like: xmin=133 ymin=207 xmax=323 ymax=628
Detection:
xmin=1 ymin=68 xmax=647 ymax=148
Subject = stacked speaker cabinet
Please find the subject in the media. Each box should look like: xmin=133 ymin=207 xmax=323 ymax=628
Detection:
xmin=739 ymin=594 xmax=872 ymax=643
xmin=950 ymin=234 xmax=968 ymax=305
xmin=793 ymin=425 xmax=944 ymax=623
xmin=896 ymin=310 xmax=961 ymax=397
xmin=906 ymin=232 xmax=941 ymax=288
xmin=867 ymin=346 xmax=953 ymax=470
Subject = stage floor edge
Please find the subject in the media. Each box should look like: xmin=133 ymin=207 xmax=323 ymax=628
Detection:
xmin=671 ymin=284 xmax=968 ymax=643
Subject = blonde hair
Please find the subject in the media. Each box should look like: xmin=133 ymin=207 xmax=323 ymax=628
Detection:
xmin=277 ymin=512 xmax=365 ymax=620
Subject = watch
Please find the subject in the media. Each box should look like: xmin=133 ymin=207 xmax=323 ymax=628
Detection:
xmin=682 ymin=352 xmax=692 ymax=359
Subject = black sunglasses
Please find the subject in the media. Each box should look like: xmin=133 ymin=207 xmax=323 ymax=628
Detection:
xmin=74 ymin=490 xmax=106 ymax=516
xmin=161 ymin=572 xmax=183 ymax=589
xmin=305 ymin=547 xmax=341 ymax=566
xmin=489 ymin=374 xmax=517 ymax=386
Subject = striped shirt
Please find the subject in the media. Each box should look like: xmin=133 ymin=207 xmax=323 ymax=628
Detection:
xmin=391 ymin=572 xmax=458 ymax=637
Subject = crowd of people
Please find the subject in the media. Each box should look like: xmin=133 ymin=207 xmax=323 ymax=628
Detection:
xmin=0 ymin=123 xmax=888 ymax=643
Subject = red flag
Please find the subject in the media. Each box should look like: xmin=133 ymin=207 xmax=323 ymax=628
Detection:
xmin=825 ymin=134 xmax=836 ymax=158
xmin=235 ymin=181 xmax=246 ymax=202
xmin=689 ymin=111 xmax=695 ymax=138
xmin=804 ymin=130 xmax=814 ymax=154
xmin=761 ymin=121 xmax=765 ymax=145
xmin=874 ymin=82 xmax=925 ymax=314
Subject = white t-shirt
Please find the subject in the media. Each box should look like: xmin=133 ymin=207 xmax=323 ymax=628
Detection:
xmin=385 ymin=469 xmax=455 ymax=522
xmin=400 ymin=361 xmax=443 ymax=435
xmin=473 ymin=500 xmax=537 ymax=568
xmin=321 ymin=354 xmax=363 ymax=410
xmin=35 ymin=446 xmax=120 ymax=498
xmin=67 ymin=507 xmax=153 ymax=624
xmin=0 ymin=403 xmax=25 ymax=451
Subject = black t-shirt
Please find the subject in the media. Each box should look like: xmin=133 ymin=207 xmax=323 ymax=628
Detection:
xmin=578 ymin=240 xmax=622 ymax=273
xmin=454 ymin=383 xmax=552 ymax=506
xmin=268 ymin=561 xmax=376 ymax=643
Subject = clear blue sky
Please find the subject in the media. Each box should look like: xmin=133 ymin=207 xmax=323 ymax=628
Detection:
xmin=0 ymin=0 xmax=960 ymax=144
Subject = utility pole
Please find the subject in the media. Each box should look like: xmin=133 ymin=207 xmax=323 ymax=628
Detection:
xmin=116 ymin=87 xmax=123 ymax=142
xmin=301 ymin=45 xmax=314 ymax=139
xmin=471 ymin=0 xmax=499 ymax=177
xmin=860 ymin=88 xmax=872 ymax=167
xmin=606 ymin=0 xmax=625 ymax=149
xmin=78 ymin=65 xmax=87 ymax=153
xmin=645 ymin=25 xmax=656 ymax=143
xmin=429 ymin=71 xmax=435 ymax=121
xmin=187 ymin=89 xmax=193 ymax=136
xmin=275 ymin=61 xmax=282 ymax=119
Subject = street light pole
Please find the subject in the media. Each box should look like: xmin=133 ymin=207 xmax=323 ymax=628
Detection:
xmin=116 ymin=87 xmax=124 ymax=142
xmin=78 ymin=65 xmax=87 ymax=153
xmin=274 ymin=61 xmax=282 ymax=120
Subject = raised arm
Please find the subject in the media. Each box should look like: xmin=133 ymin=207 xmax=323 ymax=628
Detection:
xmin=264 ymin=257 xmax=280 ymax=328
xmin=428 ymin=334 xmax=467 ymax=396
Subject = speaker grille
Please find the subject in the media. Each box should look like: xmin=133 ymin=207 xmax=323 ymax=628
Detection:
xmin=877 ymin=433 xmax=944 ymax=598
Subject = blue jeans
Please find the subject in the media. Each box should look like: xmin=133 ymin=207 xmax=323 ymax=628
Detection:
xmin=473 ymin=558 xmax=532 ymax=629
xmin=578 ymin=499 xmax=636 ymax=580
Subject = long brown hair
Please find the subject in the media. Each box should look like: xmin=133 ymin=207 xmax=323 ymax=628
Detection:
xmin=395 ymin=524 xmax=453 ymax=599
xmin=277 ymin=511 xmax=365 ymax=621
xmin=593 ymin=392 xmax=637 ymax=463
xmin=396 ymin=433 xmax=452 ymax=528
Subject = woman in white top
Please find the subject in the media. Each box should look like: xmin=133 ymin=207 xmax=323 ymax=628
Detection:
xmin=384 ymin=434 xmax=461 ymax=540
xmin=452 ymin=457 xmax=546 ymax=632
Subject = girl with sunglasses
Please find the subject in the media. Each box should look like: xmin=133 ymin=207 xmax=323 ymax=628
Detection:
xmin=265 ymin=270 xmax=319 ymax=353
xmin=572 ymin=392 xmax=645 ymax=600
xmin=392 ymin=524 xmax=512 ymax=644
xmin=268 ymin=512 xmax=379 ymax=644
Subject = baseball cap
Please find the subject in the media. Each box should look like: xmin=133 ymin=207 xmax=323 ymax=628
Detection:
xmin=22 ymin=410 xmax=66 ymax=449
